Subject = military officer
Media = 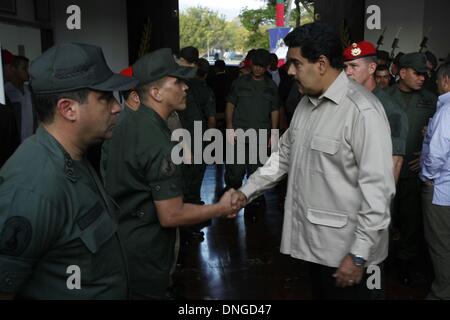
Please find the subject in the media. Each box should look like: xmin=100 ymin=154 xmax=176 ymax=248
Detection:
xmin=386 ymin=52 xmax=437 ymax=284
xmin=177 ymin=48 xmax=216 ymax=205
xmin=344 ymin=41 xmax=409 ymax=183
xmin=0 ymin=43 xmax=137 ymax=299
xmin=102 ymin=48 xmax=237 ymax=300
xmin=225 ymin=48 xmax=280 ymax=201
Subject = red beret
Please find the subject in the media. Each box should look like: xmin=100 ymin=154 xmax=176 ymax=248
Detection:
xmin=1 ymin=49 xmax=14 ymax=65
xmin=343 ymin=41 xmax=377 ymax=62
xmin=120 ymin=66 xmax=133 ymax=77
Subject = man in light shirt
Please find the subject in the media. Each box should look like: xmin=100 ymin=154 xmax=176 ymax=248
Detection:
xmin=420 ymin=61 xmax=450 ymax=300
xmin=231 ymin=22 xmax=395 ymax=299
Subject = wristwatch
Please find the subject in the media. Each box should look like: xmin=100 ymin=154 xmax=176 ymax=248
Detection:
xmin=349 ymin=253 xmax=366 ymax=267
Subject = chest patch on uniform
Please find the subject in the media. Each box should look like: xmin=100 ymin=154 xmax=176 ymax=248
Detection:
xmin=160 ymin=156 xmax=177 ymax=178
xmin=0 ymin=216 xmax=32 ymax=256
xmin=417 ymin=100 xmax=434 ymax=109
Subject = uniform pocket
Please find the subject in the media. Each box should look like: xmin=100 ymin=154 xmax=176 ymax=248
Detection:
xmin=78 ymin=204 xmax=116 ymax=254
xmin=309 ymin=136 xmax=341 ymax=175
xmin=310 ymin=136 xmax=340 ymax=155
xmin=306 ymin=207 xmax=348 ymax=228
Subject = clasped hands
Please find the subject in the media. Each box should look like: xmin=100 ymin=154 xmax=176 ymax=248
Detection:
xmin=217 ymin=189 xmax=248 ymax=218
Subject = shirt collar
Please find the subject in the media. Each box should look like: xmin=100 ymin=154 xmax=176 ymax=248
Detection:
xmin=308 ymin=71 xmax=348 ymax=106
xmin=438 ymin=92 xmax=450 ymax=109
xmin=35 ymin=126 xmax=80 ymax=182
xmin=138 ymin=104 xmax=171 ymax=132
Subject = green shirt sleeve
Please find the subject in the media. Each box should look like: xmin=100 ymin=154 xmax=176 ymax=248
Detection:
xmin=0 ymin=188 xmax=63 ymax=293
xmin=227 ymin=79 xmax=239 ymax=106
xmin=388 ymin=108 xmax=409 ymax=156
xmin=138 ymin=144 xmax=183 ymax=201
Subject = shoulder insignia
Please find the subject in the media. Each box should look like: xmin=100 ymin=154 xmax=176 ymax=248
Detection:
xmin=0 ymin=216 xmax=32 ymax=256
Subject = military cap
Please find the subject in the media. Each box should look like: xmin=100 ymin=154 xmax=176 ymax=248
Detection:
xmin=197 ymin=58 xmax=210 ymax=75
xmin=393 ymin=52 xmax=405 ymax=65
xmin=399 ymin=52 xmax=428 ymax=73
xmin=132 ymin=48 xmax=196 ymax=85
xmin=120 ymin=66 xmax=133 ymax=77
xmin=179 ymin=46 xmax=199 ymax=64
xmin=30 ymin=43 xmax=138 ymax=94
xmin=252 ymin=48 xmax=271 ymax=67
xmin=1 ymin=49 xmax=14 ymax=66
xmin=343 ymin=41 xmax=377 ymax=61
xmin=377 ymin=50 xmax=390 ymax=61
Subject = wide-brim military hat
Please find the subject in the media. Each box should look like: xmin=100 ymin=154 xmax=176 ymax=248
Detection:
xmin=133 ymin=48 xmax=197 ymax=85
xmin=399 ymin=52 xmax=428 ymax=74
xmin=132 ymin=48 xmax=197 ymax=85
xmin=30 ymin=43 xmax=138 ymax=94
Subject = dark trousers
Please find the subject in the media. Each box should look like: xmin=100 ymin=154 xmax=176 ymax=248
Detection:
xmin=393 ymin=177 xmax=424 ymax=261
xmin=422 ymin=185 xmax=450 ymax=300
xmin=308 ymin=262 xmax=385 ymax=300
xmin=225 ymin=141 xmax=267 ymax=189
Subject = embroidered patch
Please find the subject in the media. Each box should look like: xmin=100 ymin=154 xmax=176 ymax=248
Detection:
xmin=0 ymin=216 xmax=32 ymax=256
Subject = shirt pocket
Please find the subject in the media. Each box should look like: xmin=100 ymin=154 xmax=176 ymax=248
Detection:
xmin=309 ymin=135 xmax=341 ymax=175
xmin=305 ymin=207 xmax=353 ymax=256
xmin=306 ymin=207 xmax=348 ymax=228
xmin=77 ymin=202 xmax=116 ymax=254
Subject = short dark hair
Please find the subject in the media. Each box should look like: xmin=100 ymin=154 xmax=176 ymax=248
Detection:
xmin=214 ymin=60 xmax=226 ymax=72
xmin=362 ymin=56 xmax=378 ymax=64
xmin=32 ymin=89 xmax=90 ymax=124
xmin=437 ymin=62 xmax=450 ymax=79
xmin=11 ymin=55 xmax=29 ymax=68
xmin=136 ymin=77 xmax=168 ymax=101
xmin=376 ymin=64 xmax=389 ymax=73
xmin=284 ymin=22 xmax=343 ymax=69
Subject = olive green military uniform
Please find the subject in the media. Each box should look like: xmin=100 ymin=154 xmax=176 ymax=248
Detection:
xmin=0 ymin=127 xmax=129 ymax=299
xmin=102 ymin=105 xmax=183 ymax=299
xmin=387 ymin=84 xmax=437 ymax=261
xmin=178 ymin=78 xmax=216 ymax=204
xmin=225 ymin=73 xmax=280 ymax=189
xmin=373 ymin=86 xmax=409 ymax=156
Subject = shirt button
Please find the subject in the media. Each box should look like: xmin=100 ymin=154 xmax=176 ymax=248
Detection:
xmin=138 ymin=211 xmax=145 ymax=218
xmin=155 ymin=185 xmax=161 ymax=192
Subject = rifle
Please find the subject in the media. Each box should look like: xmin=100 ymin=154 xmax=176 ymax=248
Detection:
xmin=419 ymin=27 xmax=432 ymax=53
xmin=390 ymin=27 xmax=402 ymax=60
xmin=376 ymin=27 xmax=387 ymax=50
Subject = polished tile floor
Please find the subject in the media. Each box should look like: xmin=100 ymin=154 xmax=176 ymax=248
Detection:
xmin=174 ymin=165 xmax=432 ymax=300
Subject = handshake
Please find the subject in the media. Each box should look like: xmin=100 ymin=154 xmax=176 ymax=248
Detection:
xmin=217 ymin=188 xmax=248 ymax=218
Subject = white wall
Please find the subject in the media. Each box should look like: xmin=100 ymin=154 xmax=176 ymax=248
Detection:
xmin=0 ymin=0 xmax=42 ymax=59
xmin=422 ymin=0 xmax=449 ymax=61
xmin=0 ymin=23 xmax=41 ymax=60
xmin=52 ymin=0 xmax=129 ymax=72
xmin=365 ymin=0 xmax=449 ymax=61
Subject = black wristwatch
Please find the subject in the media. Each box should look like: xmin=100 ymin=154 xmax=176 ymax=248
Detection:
xmin=349 ymin=253 xmax=366 ymax=267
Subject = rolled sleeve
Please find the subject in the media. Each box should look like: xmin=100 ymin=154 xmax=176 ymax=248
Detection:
xmin=0 ymin=256 xmax=34 ymax=293
xmin=0 ymin=188 xmax=62 ymax=294
xmin=140 ymin=147 xmax=183 ymax=202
